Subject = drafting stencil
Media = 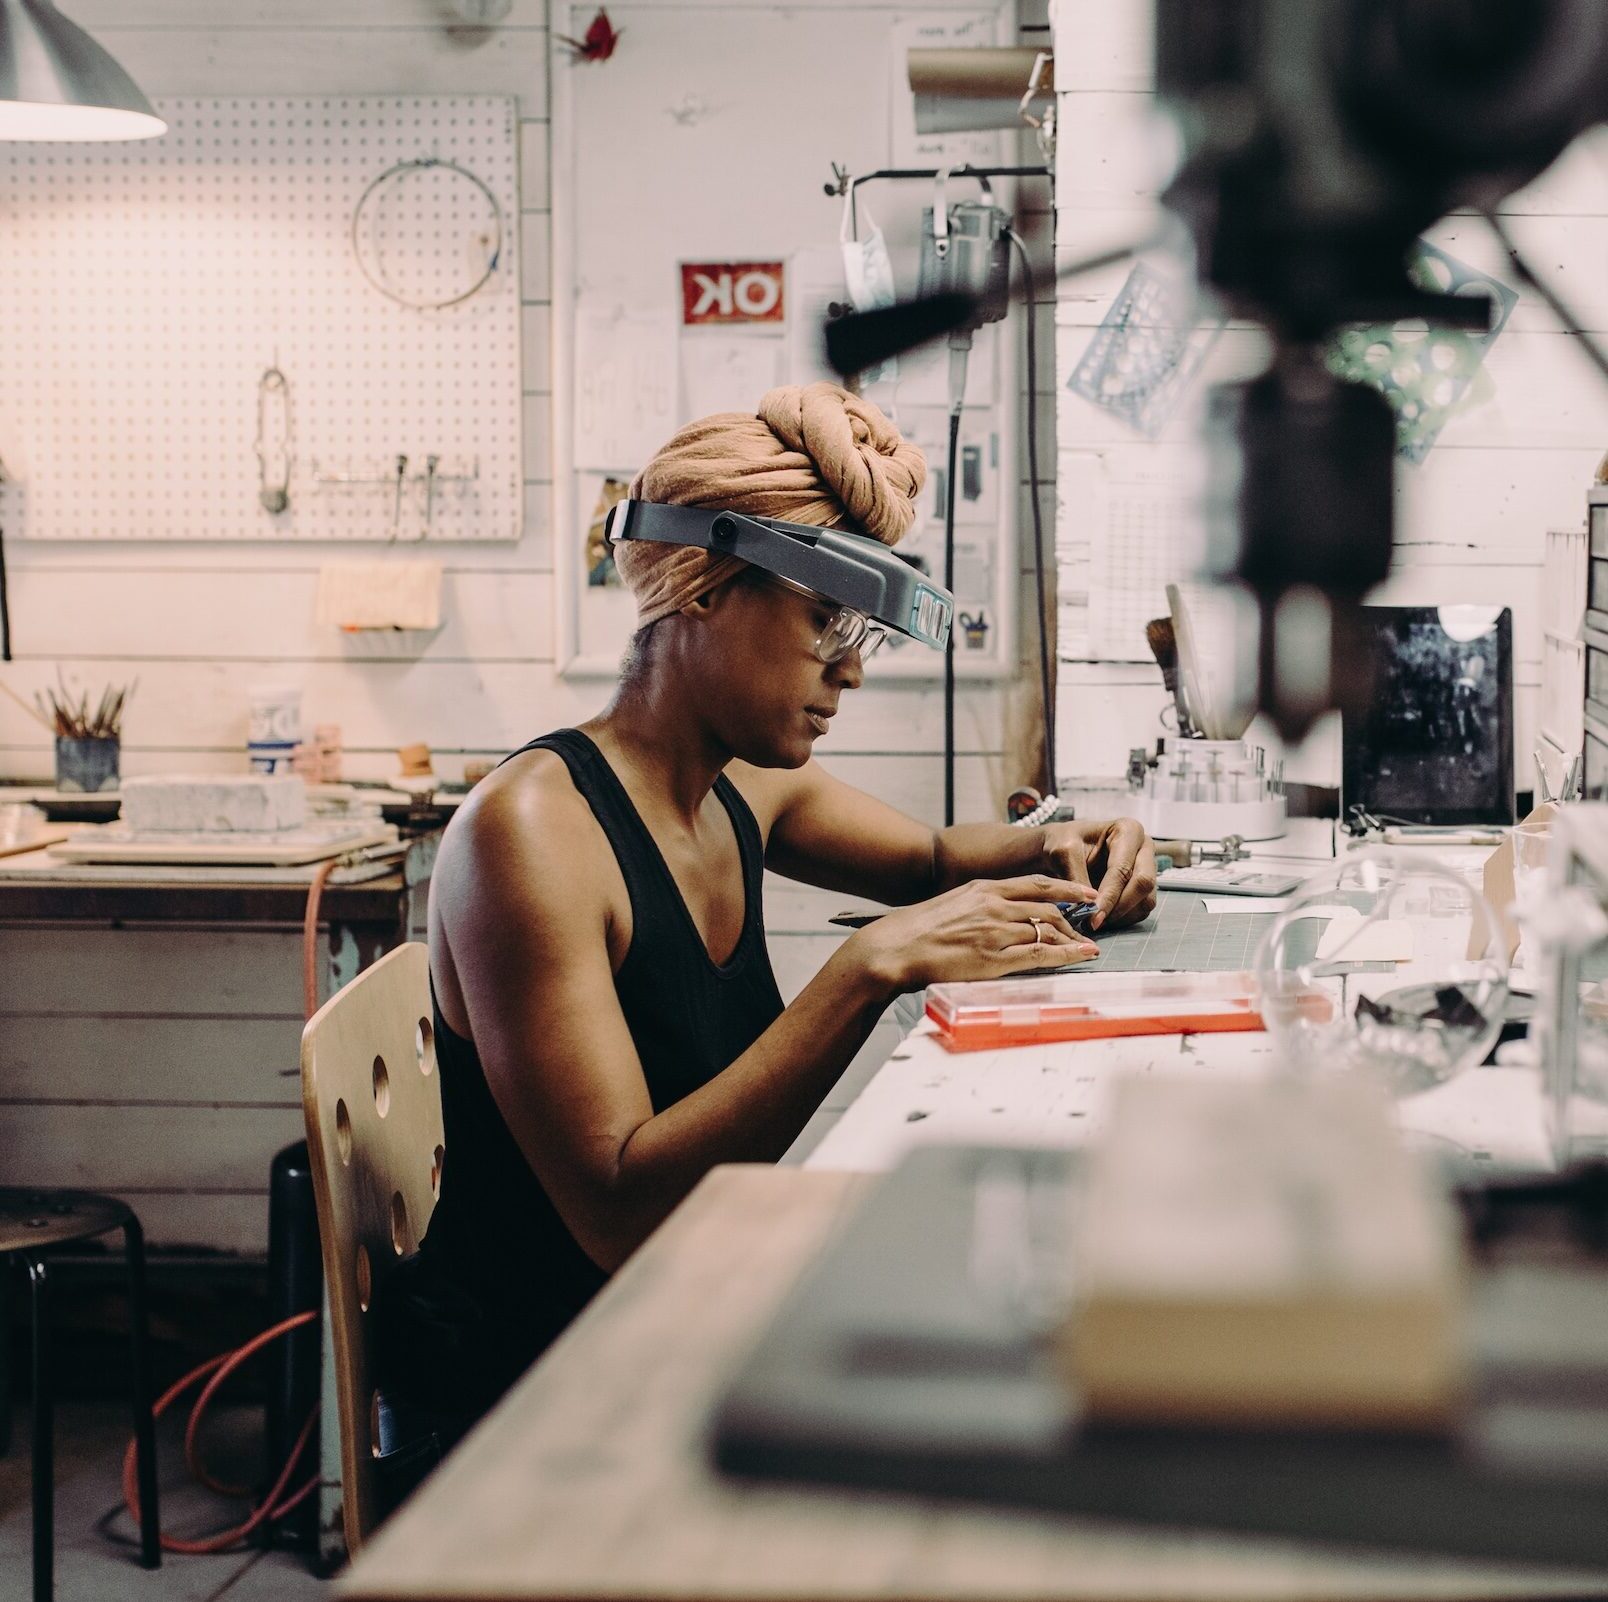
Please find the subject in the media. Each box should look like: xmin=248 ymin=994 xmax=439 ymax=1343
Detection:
xmin=1326 ymin=241 xmax=1518 ymax=465
xmin=1067 ymin=261 xmax=1225 ymax=439
xmin=0 ymin=96 xmax=522 ymax=541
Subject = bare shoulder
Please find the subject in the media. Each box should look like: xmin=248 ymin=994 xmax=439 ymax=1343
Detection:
xmin=436 ymin=748 xmax=614 ymax=923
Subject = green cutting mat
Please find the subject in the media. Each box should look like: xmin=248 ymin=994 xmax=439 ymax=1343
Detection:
xmin=1067 ymin=889 xmax=1321 ymax=974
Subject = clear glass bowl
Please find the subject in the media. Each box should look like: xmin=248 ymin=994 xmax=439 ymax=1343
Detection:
xmin=1254 ymin=850 xmax=1509 ymax=1097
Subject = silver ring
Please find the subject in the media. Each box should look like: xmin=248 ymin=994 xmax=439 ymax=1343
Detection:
xmin=1029 ymin=916 xmax=1044 ymax=950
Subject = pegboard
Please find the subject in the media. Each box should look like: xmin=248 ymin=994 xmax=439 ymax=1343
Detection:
xmin=0 ymin=95 xmax=522 ymax=541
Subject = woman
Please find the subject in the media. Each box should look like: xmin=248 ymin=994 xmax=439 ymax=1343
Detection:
xmin=372 ymin=384 xmax=1155 ymax=1482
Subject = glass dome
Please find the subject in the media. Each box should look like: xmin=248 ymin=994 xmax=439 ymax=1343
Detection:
xmin=1255 ymin=850 xmax=1508 ymax=1098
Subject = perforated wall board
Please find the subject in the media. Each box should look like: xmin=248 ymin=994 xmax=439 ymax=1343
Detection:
xmin=0 ymin=95 xmax=522 ymax=541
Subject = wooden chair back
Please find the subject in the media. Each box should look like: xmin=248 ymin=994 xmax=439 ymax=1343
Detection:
xmin=301 ymin=941 xmax=443 ymax=1553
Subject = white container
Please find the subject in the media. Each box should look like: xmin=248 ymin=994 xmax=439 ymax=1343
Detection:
xmin=248 ymin=684 xmax=302 ymax=775
xmin=1132 ymin=739 xmax=1287 ymax=842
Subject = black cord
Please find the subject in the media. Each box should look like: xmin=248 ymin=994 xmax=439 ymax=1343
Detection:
xmin=1007 ymin=228 xmax=1055 ymax=796
xmin=943 ymin=407 xmax=960 ymax=828
xmin=0 ymin=515 xmax=9 ymax=661
xmin=1482 ymin=209 xmax=1608 ymax=387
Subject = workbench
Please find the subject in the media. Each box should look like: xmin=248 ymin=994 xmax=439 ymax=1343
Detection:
xmin=803 ymin=819 xmax=1557 ymax=1179
xmin=339 ymin=1165 xmax=1601 ymax=1602
xmin=0 ymin=834 xmax=431 ymax=1256
xmin=337 ymin=816 xmax=1608 ymax=1599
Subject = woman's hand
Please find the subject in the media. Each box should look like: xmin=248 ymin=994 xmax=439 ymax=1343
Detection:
xmin=847 ymin=874 xmax=1100 ymax=995
xmin=1040 ymin=819 xmax=1157 ymax=930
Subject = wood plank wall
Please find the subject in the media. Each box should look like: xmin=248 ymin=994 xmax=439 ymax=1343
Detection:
xmin=0 ymin=2 xmax=1055 ymax=1252
xmin=1050 ymin=1 xmax=1608 ymax=786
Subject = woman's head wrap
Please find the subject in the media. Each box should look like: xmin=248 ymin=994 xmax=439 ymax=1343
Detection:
xmin=616 ymin=382 xmax=927 ymax=630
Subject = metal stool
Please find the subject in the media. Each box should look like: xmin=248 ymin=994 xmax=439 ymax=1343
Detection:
xmin=0 ymin=1188 xmax=160 ymax=1602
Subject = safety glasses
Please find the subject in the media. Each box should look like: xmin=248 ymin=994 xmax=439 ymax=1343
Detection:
xmin=762 ymin=574 xmax=888 ymax=665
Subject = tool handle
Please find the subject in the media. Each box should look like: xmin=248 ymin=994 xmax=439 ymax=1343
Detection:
xmin=1152 ymin=838 xmax=1195 ymax=871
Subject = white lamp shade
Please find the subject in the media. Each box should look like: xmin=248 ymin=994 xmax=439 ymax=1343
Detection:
xmin=0 ymin=0 xmax=164 ymax=141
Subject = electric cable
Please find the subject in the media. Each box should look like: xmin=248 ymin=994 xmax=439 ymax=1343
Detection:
xmin=119 ymin=1311 xmax=319 ymax=1555
xmin=1006 ymin=228 xmax=1056 ymax=797
xmin=943 ymin=407 xmax=961 ymax=828
xmin=113 ymin=858 xmax=340 ymax=1560
xmin=1482 ymin=209 xmax=1608 ymax=387
xmin=0 ymin=514 xmax=10 ymax=661
xmin=304 ymin=855 xmax=340 ymax=1020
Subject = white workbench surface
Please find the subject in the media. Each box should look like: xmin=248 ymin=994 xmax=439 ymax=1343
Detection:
xmin=806 ymin=818 xmax=1555 ymax=1177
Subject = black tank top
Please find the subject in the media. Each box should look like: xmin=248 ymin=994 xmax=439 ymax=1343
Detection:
xmin=373 ymin=728 xmax=785 ymax=1423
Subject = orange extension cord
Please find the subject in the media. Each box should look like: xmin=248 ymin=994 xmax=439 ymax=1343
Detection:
xmin=121 ymin=1312 xmax=320 ymax=1554
xmin=303 ymin=855 xmax=340 ymax=1019
xmin=120 ymin=856 xmax=341 ymax=1554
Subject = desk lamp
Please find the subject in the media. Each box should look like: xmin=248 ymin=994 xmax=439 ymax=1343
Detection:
xmin=0 ymin=0 xmax=163 ymax=140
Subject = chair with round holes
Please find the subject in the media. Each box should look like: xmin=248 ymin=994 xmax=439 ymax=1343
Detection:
xmin=300 ymin=941 xmax=443 ymax=1555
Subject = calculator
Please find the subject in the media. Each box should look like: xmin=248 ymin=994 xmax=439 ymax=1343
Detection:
xmin=1156 ymin=864 xmax=1308 ymax=896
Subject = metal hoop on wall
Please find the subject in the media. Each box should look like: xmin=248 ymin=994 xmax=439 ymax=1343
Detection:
xmin=350 ymin=156 xmax=504 ymax=311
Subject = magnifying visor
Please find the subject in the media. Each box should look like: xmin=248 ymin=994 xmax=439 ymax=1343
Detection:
xmin=605 ymin=500 xmax=953 ymax=650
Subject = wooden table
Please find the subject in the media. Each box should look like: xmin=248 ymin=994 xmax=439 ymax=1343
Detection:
xmin=0 ymin=841 xmax=428 ymax=1256
xmin=805 ymin=828 xmax=1557 ymax=1179
xmin=339 ymin=1165 xmax=1599 ymax=1602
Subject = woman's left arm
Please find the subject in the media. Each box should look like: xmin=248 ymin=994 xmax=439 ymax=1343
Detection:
xmin=752 ymin=760 xmax=1157 ymax=929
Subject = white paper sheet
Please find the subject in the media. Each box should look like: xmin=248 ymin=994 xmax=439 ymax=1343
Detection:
xmin=888 ymin=12 xmax=1005 ymax=170
xmin=898 ymin=405 xmax=1003 ymax=542
xmin=787 ymin=246 xmax=848 ymax=389
xmin=680 ymin=335 xmax=781 ymax=420
xmin=1315 ymin=912 xmax=1417 ymax=963
xmin=1201 ymin=895 xmax=1296 ymax=915
xmin=573 ymin=299 xmax=678 ymax=471
xmin=894 ymin=325 xmax=998 ymax=409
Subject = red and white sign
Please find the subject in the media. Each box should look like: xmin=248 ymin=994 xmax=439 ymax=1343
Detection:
xmin=680 ymin=261 xmax=786 ymax=326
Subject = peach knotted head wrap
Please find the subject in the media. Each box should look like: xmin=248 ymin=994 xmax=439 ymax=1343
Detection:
xmin=617 ymin=382 xmax=927 ymax=631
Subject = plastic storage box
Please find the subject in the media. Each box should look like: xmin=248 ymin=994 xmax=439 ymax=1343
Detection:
xmin=925 ymin=970 xmax=1332 ymax=1052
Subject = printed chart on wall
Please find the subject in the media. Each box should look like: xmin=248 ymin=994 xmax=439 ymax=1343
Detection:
xmin=0 ymin=96 xmax=523 ymax=542
xmin=1067 ymin=449 xmax=1245 ymax=680
xmin=552 ymin=1 xmax=1020 ymax=677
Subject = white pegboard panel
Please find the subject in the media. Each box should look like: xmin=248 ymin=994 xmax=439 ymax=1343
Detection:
xmin=0 ymin=95 xmax=522 ymax=541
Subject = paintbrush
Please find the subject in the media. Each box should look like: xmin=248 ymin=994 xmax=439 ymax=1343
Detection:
xmin=32 ymin=677 xmax=136 ymax=739
xmin=0 ymin=678 xmax=54 ymax=733
xmin=1145 ymin=616 xmax=1197 ymax=737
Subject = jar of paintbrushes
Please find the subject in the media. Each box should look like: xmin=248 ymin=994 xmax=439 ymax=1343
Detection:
xmin=42 ymin=678 xmax=135 ymax=793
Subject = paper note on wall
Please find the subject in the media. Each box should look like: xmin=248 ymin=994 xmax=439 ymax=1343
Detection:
xmin=1086 ymin=470 xmax=1193 ymax=661
xmin=787 ymin=246 xmax=851 ymax=389
xmin=573 ymin=300 xmax=678 ymax=471
xmin=889 ymin=12 xmax=1004 ymax=170
xmin=680 ymin=335 xmax=781 ymax=421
